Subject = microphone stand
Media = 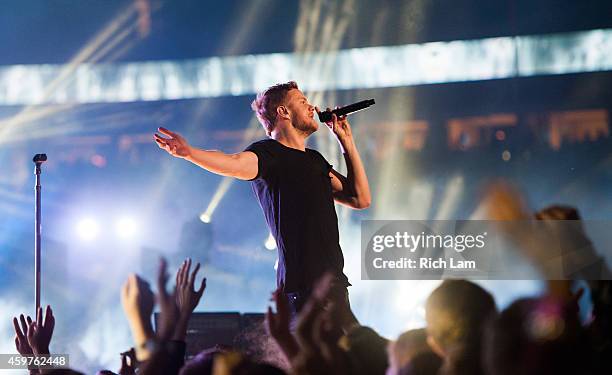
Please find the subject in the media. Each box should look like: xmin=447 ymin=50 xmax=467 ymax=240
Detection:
xmin=33 ymin=154 xmax=47 ymax=313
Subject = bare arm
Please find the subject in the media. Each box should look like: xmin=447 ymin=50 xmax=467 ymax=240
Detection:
xmin=321 ymin=111 xmax=371 ymax=209
xmin=186 ymin=148 xmax=258 ymax=180
xmin=154 ymin=127 xmax=258 ymax=180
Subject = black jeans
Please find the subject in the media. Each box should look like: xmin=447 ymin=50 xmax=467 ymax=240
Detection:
xmin=286 ymin=290 xmax=311 ymax=332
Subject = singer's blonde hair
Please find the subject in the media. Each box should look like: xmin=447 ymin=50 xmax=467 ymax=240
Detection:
xmin=251 ymin=81 xmax=299 ymax=136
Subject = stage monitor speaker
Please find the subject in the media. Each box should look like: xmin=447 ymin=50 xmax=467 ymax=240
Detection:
xmin=234 ymin=313 xmax=266 ymax=352
xmin=155 ymin=312 xmax=241 ymax=358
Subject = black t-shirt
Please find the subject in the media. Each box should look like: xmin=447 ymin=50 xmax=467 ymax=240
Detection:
xmin=245 ymin=139 xmax=350 ymax=293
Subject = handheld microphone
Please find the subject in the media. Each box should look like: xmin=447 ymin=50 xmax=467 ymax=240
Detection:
xmin=318 ymin=99 xmax=375 ymax=122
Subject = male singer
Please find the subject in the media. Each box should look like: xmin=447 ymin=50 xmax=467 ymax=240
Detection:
xmin=154 ymin=81 xmax=371 ymax=320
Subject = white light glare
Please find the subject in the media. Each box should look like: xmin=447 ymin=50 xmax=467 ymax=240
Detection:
xmin=115 ymin=216 xmax=139 ymax=239
xmin=77 ymin=218 xmax=100 ymax=241
xmin=265 ymin=233 xmax=277 ymax=250
xmin=199 ymin=213 xmax=211 ymax=223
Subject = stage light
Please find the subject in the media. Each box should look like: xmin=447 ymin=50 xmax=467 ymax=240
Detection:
xmin=115 ymin=216 xmax=138 ymax=239
xmin=502 ymin=150 xmax=511 ymax=161
xmin=90 ymin=154 xmax=107 ymax=167
xmin=199 ymin=213 xmax=211 ymax=223
xmin=201 ymin=177 xmax=232 ymax=224
xmin=495 ymin=130 xmax=506 ymax=141
xmin=77 ymin=218 xmax=100 ymax=241
xmin=264 ymin=233 xmax=276 ymax=250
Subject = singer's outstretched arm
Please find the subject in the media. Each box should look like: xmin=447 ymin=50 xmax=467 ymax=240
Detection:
xmin=154 ymin=127 xmax=258 ymax=180
xmin=322 ymin=111 xmax=372 ymax=210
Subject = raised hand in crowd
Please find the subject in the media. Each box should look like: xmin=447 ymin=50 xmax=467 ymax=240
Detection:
xmin=173 ymin=258 xmax=206 ymax=341
xmin=27 ymin=305 xmax=55 ymax=355
xmin=155 ymin=257 xmax=179 ymax=341
xmin=266 ymin=286 xmax=299 ymax=362
xmin=13 ymin=314 xmax=34 ymax=356
xmin=292 ymin=273 xmax=349 ymax=375
xmin=12 ymin=307 xmax=55 ymax=375
xmin=478 ymin=181 xmax=564 ymax=278
xmin=477 ymin=180 xmax=531 ymax=221
xmin=136 ymin=258 xmax=186 ymax=375
xmin=118 ymin=348 xmax=136 ymax=375
xmin=536 ymin=204 xmax=611 ymax=280
xmin=120 ymin=274 xmax=155 ymax=360
xmin=13 ymin=314 xmax=41 ymax=375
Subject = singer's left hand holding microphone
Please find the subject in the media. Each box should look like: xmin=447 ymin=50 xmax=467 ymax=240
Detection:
xmin=318 ymin=106 xmax=354 ymax=146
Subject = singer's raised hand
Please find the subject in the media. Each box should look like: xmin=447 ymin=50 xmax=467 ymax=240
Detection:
xmin=154 ymin=127 xmax=192 ymax=159
xmin=321 ymin=107 xmax=353 ymax=145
